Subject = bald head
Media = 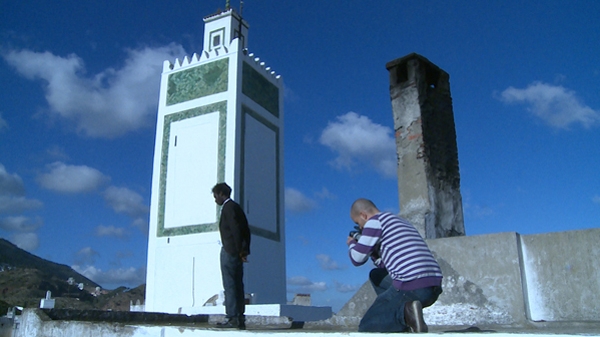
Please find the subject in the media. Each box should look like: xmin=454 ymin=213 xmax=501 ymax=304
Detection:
xmin=350 ymin=198 xmax=380 ymax=218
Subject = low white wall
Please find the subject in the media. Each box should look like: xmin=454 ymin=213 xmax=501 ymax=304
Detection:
xmin=338 ymin=228 xmax=600 ymax=327
xmin=426 ymin=232 xmax=527 ymax=326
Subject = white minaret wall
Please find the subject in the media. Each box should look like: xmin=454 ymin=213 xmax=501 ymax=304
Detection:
xmin=145 ymin=8 xmax=286 ymax=314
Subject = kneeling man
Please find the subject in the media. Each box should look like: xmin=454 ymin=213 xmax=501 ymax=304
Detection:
xmin=347 ymin=198 xmax=443 ymax=332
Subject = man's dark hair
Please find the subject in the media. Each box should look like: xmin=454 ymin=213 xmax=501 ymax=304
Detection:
xmin=212 ymin=182 xmax=232 ymax=197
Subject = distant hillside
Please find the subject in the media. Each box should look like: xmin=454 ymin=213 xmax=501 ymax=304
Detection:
xmin=0 ymin=238 xmax=144 ymax=311
xmin=0 ymin=238 xmax=99 ymax=288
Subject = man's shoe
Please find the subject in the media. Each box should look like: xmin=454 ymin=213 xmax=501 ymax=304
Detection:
xmin=237 ymin=321 xmax=246 ymax=330
xmin=216 ymin=318 xmax=238 ymax=329
xmin=404 ymin=300 xmax=428 ymax=333
xmin=216 ymin=318 xmax=246 ymax=330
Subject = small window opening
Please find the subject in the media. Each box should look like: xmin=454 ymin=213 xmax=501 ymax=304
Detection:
xmin=396 ymin=64 xmax=409 ymax=84
xmin=425 ymin=66 xmax=440 ymax=89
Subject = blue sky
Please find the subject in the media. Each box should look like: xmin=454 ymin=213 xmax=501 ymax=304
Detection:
xmin=1 ymin=1 xmax=599 ymax=312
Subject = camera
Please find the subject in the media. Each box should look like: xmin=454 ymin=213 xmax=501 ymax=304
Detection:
xmin=349 ymin=225 xmax=362 ymax=240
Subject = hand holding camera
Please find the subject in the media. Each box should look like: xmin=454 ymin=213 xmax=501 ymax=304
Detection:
xmin=347 ymin=224 xmax=382 ymax=264
xmin=349 ymin=225 xmax=362 ymax=240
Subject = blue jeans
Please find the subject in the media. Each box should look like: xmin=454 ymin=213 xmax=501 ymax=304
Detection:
xmin=359 ymin=269 xmax=442 ymax=332
xmin=220 ymin=248 xmax=245 ymax=320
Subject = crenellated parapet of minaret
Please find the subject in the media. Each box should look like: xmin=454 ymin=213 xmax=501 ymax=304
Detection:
xmin=162 ymin=49 xmax=281 ymax=83
xmin=244 ymin=52 xmax=282 ymax=80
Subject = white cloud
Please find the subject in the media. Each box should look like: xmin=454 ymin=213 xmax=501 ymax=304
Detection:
xmin=72 ymin=265 xmax=146 ymax=288
xmin=0 ymin=164 xmax=43 ymax=214
xmin=3 ymin=44 xmax=186 ymax=138
xmin=0 ymin=196 xmax=43 ymax=214
xmin=37 ymin=161 xmax=108 ymax=193
xmin=131 ymin=217 xmax=149 ymax=235
xmin=285 ymin=188 xmax=316 ymax=212
xmin=0 ymin=216 xmax=43 ymax=232
xmin=95 ymin=225 xmax=127 ymax=238
xmin=0 ymin=165 xmax=43 ymax=251
xmin=463 ymin=203 xmax=495 ymax=219
xmin=115 ymin=250 xmax=134 ymax=260
xmin=75 ymin=247 xmax=100 ymax=265
xmin=0 ymin=164 xmax=25 ymax=196
xmin=499 ymin=82 xmax=600 ymax=129
xmin=320 ymin=112 xmax=396 ymax=178
xmin=287 ymin=276 xmax=327 ymax=293
xmin=462 ymin=189 xmax=495 ymax=220
xmin=288 ymin=276 xmax=316 ymax=286
xmin=11 ymin=232 xmax=39 ymax=251
xmin=103 ymin=186 xmax=148 ymax=218
xmin=334 ymin=280 xmax=359 ymax=293
xmin=315 ymin=187 xmax=336 ymax=200
xmin=316 ymin=254 xmax=344 ymax=271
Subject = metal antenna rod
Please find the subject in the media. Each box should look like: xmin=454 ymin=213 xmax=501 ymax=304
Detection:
xmin=237 ymin=0 xmax=244 ymax=48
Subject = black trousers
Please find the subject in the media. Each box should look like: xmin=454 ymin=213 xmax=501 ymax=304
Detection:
xmin=220 ymin=248 xmax=245 ymax=320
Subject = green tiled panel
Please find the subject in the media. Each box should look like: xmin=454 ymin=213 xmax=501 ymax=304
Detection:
xmin=166 ymin=58 xmax=229 ymax=106
xmin=242 ymin=62 xmax=279 ymax=117
xmin=156 ymin=101 xmax=227 ymax=237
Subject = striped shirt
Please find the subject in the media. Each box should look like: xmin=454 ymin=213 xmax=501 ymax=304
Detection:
xmin=348 ymin=212 xmax=442 ymax=290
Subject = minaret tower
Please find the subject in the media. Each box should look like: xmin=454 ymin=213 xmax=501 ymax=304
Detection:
xmin=145 ymin=4 xmax=286 ymax=313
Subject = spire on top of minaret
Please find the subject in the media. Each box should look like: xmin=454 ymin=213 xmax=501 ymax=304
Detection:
xmin=202 ymin=0 xmax=249 ymax=54
xmin=224 ymin=0 xmax=244 ymax=14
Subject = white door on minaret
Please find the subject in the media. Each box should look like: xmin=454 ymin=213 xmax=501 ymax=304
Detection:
xmin=164 ymin=112 xmax=220 ymax=228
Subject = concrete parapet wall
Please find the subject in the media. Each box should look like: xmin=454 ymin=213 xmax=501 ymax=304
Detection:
xmin=520 ymin=229 xmax=600 ymax=322
xmin=337 ymin=228 xmax=600 ymax=327
xmin=427 ymin=232 xmax=527 ymax=326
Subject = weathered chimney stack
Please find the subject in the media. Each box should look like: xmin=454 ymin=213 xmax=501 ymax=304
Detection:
xmin=387 ymin=53 xmax=465 ymax=239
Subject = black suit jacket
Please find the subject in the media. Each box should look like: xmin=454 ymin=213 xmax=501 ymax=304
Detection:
xmin=219 ymin=199 xmax=251 ymax=256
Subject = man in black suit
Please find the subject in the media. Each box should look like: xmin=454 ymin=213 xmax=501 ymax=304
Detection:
xmin=212 ymin=182 xmax=251 ymax=330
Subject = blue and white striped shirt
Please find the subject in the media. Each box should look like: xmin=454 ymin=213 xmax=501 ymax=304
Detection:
xmin=349 ymin=212 xmax=442 ymax=290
